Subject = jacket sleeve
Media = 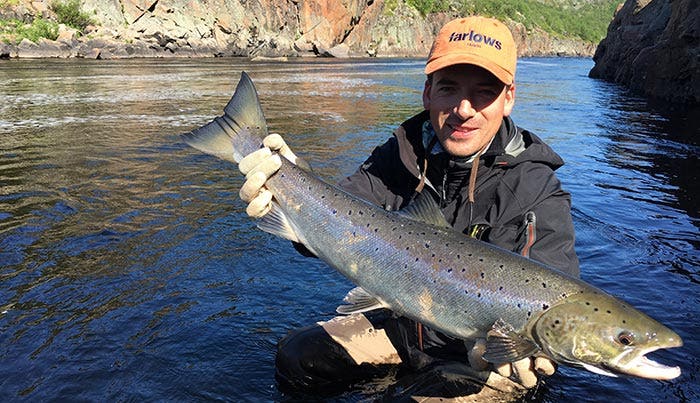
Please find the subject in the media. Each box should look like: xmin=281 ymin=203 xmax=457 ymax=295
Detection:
xmin=488 ymin=163 xmax=580 ymax=278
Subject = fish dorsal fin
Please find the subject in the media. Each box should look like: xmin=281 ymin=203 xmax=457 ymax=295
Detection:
xmin=483 ymin=319 xmax=540 ymax=363
xmin=399 ymin=192 xmax=450 ymax=228
xmin=336 ymin=287 xmax=389 ymax=314
xmin=181 ymin=72 xmax=267 ymax=163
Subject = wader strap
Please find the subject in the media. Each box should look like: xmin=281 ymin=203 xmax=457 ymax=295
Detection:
xmin=416 ymin=322 xmax=424 ymax=352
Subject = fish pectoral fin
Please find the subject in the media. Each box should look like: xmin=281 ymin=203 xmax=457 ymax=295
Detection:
xmin=336 ymin=287 xmax=389 ymax=314
xmin=482 ymin=319 xmax=540 ymax=363
xmin=256 ymin=202 xmax=303 ymax=243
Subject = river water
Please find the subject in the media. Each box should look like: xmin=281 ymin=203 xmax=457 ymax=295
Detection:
xmin=0 ymin=57 xmax=698 ymax=401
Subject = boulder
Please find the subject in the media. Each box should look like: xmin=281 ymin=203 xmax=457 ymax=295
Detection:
xmin=17 ymin=38 xmax=72 ymax=58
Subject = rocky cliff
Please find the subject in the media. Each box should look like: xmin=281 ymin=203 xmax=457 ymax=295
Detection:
xmin=589 ymin=0 xmax=699 ymax=105
xmin=0 ymin=0 xmax=596 ymax=59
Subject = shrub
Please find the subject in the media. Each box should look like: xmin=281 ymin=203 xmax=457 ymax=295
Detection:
xmin=50 ymin=0 xmax=94 ymax=32
xmin=1 ymin=18 xmax=59 ymax=43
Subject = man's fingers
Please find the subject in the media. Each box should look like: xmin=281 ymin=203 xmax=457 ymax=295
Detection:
xmin=512 ymin=358 xmax=538 ymax=388
xmin=263 ymin=133 xmax=286 ymax=151
xmin=495 ymin=362 xmax=512 ymax=378
xmin=239 ymin=171 xmax=267 ymax=203
xmin=535 ymin=356 xmax=556 ymax=376
xmin=264 ymin=133 xmax=311 ymax=170
xmin=245 ymin=189 xmax=273 ymax=218
xmin=239 ymin=147 xmax=272 ymax=175
xmin=245 ymin=154 xmax=282 ymax=180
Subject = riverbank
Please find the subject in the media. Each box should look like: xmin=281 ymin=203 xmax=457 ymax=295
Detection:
xmin=0 ymin=0 xmax=596 ymax=60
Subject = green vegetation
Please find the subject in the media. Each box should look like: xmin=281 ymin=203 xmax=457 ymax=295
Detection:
xmin=0 ymin=0 xmax=21 ymax=7
xmin=50 ymin=0 xmax=94 ymax=32
xmin=406 ymin=0 xmax=619 ymax=43
xmin=0 ymin=0 xmax=96 ymax=44
xmin=0 ymin=18 xmax=59 ymax=44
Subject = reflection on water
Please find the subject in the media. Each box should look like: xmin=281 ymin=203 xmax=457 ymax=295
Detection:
xmin=0 ymin=58 xmax=698 ymax=401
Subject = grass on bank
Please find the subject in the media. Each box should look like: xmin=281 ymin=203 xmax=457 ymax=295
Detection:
xmin=0 ymin=0 xmax=94 ymax=44
xmin=406 ymin=0 xmax=619 ymax=43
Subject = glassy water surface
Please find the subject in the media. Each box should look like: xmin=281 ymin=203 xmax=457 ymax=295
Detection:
xmin=1 ymin=57 xmax=698 ymax=401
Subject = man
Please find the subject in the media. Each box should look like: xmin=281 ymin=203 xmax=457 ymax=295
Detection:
xmin=239 ymin=16 xmax=579 ymax=400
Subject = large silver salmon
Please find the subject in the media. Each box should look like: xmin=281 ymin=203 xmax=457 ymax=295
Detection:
xmin=182 ymin=72 xmax=682 ymax=380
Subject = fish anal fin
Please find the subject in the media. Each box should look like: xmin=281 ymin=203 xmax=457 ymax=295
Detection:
xmin=483 ymin=319 xmax=540 ymax=363
xmin=336 ymin=287 xmax=389 ymax=314
xmin=256 ymin=203 xmax=300 ymax=242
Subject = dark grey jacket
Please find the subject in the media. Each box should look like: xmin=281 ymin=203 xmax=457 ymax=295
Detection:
xmin=337 ymin=111 xmax=579 ymax=277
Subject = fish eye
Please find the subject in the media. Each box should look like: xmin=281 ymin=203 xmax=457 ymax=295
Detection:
xmin=616 ymin=331 xmax=635 ymax=346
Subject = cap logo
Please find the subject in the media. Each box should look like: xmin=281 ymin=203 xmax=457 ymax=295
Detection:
xmin=448 ymin=31 xmax=502 ymax=50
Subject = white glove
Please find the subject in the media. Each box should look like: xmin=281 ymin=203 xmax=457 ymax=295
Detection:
xmin=238 ymin=133 xmax=308 ymax=218
xmin=467 ymin=338 xmax=556 ymax=388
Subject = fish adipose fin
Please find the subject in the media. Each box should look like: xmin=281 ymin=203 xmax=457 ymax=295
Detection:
xmin=483 ymin=318 xmax=540 ymax=363
xmin=181 ymin=72 xmax=268 ymax=163
xmin=336 ymin=287 xmax=389 ymax=314
xmin=400 ymin=192 xmax=451 ymax=228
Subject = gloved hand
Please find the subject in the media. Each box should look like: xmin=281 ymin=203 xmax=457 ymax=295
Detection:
xmin=467 ymin=338 xmax=556 ymax=388
xmin=238 ymin=133 xmax=309 ymax=218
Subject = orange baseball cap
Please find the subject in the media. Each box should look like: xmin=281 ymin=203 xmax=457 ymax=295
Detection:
xmin=425 ymin=16 xmax=517 ymax=85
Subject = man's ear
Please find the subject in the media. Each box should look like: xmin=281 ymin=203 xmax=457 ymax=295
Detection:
xmin=503 ymin=83 xmax=516 ymax=117
xmin=422 ymin=79 xmax=431 ymax=110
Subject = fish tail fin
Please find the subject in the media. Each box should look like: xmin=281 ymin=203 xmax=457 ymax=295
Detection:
xmin=181 ymin=71 xmax=268 ymax=163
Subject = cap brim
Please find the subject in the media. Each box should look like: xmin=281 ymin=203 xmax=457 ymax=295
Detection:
xmin=425 ymin=53 xmax=513 ymax=85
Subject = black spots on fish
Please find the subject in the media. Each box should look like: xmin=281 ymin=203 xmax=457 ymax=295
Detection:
xmin=527 ymin=311 xmax=532 ymax=318
xmin=478 ymin=258 xmax=484 ymax=262
xmin=499 ymin=264 xmax=504 ymax=269
xmin=477 ymin=292 xmax=482 ymax=298
xmin=561 ymin=293 xmax=568 ymax=298
xmin=498 ymin=286 xmax=504 ymax=291
xmin=542 ymin=303 xmax=549 ymax=311
xmin=424 ymin=243 xmax=430 ymax=249
xmin=348 ymin=210 xmax=352 ymax=216
xmin=550 ymin=319 xmax=561 ymax=330
xmin=447 ymin=268 xmax=453 ymax=273
xmin=480 ymin=272 xmax=485 ymax=279
xmin=332 ymin=209 xmax=337 ymax=215
xmin=606 ymin=310 xmax=612 ymax=314
xmin=456 ymin=254 xmax=461 ymax=260
xmin=541 ymin=282 xmax=547 ymax=289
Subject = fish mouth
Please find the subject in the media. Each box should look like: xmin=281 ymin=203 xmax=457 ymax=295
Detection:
xmin=608 ymin=340 xmax=683 ymax=380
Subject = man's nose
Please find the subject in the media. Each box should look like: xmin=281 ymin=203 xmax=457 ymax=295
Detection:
xmin=455 ymin=97 xmax=476 ymax=119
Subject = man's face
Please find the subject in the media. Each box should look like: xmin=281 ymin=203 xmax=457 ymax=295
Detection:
xmin=423 ymin=64 xmax=515 ymax=157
